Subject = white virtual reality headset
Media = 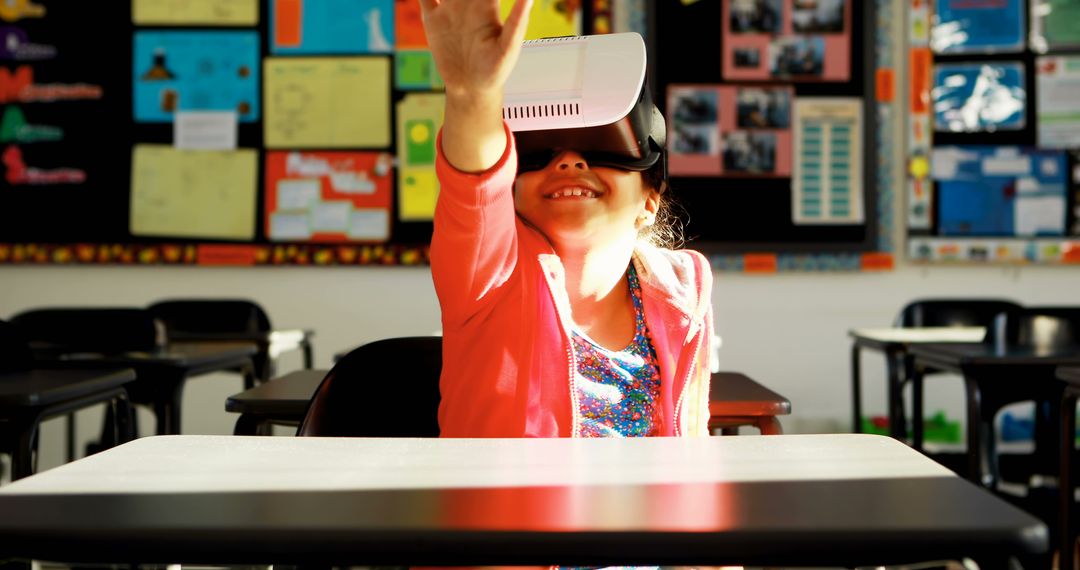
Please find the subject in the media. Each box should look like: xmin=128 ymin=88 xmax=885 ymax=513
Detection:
xmin=502 ymin=32 xmax=667 ymax=178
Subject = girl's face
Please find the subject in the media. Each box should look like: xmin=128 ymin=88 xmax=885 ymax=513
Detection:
xmin=513 ymin=150 xmax=659 ymax=251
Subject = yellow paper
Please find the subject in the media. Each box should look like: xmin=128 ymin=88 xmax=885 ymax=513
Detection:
xmin=130 ymin=145 xmax=258 ymax=240
xmin=399 ymin=170 xmax=440 ymax=221
xmin=265 ymin=57 xmax=391 ymax=149
xmin=132 ymin=0 xmax=258 ymax=25
xmin=500 ymin=0 xmax=580 ymax=40
xmin=396 ymin=93 xmax=445 ymax=221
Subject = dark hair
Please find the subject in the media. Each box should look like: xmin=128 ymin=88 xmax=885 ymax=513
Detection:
xmin=639 ymin=157 xmax=685 ymax=250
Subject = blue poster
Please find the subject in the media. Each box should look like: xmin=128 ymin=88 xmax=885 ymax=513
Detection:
xmin=933 ymin=62 xmax=1026 ymax=133
xmin=270 ymin=0 xmax=394 ymax=55
xmin=133 ymin=31 xmax=260 ymax=123
xmin=932 ymin=0 xmax=1025 ymax=54
xmin=933 ymin=146 xmax=1067 ymax=237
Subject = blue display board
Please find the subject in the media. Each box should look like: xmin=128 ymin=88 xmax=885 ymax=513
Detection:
xmin=933 ymin=62 xmax=1026 ymax=133
xmin=270 ymin=0 xmax=394 ymax=55
xmin=932 ymin=0 xmax=1025 ymax=54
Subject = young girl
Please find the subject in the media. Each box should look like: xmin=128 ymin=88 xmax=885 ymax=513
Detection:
xmin=422 ymin=0 xmax=715 ymax=439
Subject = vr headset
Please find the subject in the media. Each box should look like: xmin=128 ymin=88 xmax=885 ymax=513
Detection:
xmin=502 ymin=33 xmax=666 ymax=176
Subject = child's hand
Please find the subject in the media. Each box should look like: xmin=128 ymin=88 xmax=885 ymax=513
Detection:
xmin=419 ymin=0 xmax=533 ymax=99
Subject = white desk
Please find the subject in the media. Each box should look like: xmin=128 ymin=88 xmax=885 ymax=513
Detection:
xmin=0 ymin=434 xmax=1046 ymax=567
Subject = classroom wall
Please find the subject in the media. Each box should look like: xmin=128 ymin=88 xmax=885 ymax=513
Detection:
xmin=2 ymin=260 xmax=1078 ymax=472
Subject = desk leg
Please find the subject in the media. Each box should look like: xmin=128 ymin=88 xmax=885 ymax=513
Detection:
xmin=756 ymin=416 xmax=783 ymax=435
xmin=11 ymin=415 xmax=40 ymax=481
xmin=155 ymin=378 xmax=186 ymax=435
xmin=65 ymin=412 xmax=75 ymax=462
xmin=1061 ymin=387 xmax=1078 ymax=570
xmin=886 ymin=348 xmax=908 ymax=441
xmin=851 ymin=343 xmax=862 ymax=433
xmin=303 ymin=340 xmax=314 ymax=369
xmin=234 ymin=413 xmax=262 ymax=436
xmin=911 ymin=362 xmax=925 ymax=451
xmin=964 ymin=375 xmax=996 ymax=487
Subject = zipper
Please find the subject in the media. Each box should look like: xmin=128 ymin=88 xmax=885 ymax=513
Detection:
xmin=566 ymin=339 xmax=580 ymax=438
xmin=672 ymin=328 xmax=704 ymax=436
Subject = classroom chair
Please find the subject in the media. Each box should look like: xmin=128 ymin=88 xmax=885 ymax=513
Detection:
xmin=297 ymin=336 xmax=442 ymax=437
xmin=148 ymin=298 xmax=313 ymax=385
xmin=873 ymin=298 xmax=1022 ymax=439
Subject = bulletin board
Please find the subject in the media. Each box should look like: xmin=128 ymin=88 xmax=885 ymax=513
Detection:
xmin=0 ymin=0 xmax=897 ymax=270
xmin=904 ymin=0 xmax=1080 ymax=265
xmin=650 ymin=0 xmax=898 ymax=272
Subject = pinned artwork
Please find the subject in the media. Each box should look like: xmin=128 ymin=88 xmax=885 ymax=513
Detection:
xmin=722 ymin=0 xmax=851 ymax=82
xmin=3 ymin=145 xmax=85 ymax=185
xmin=1036 ymin=56 xmax=1080 ymax=149
xmin=271 ymin=0 xmax=393 ymax=54
xmin=667 ymin=84 xmax=794 ymax=177
xmin=931 ymin=0 xmax=1024 ymax=54
xmin=132 ymin=0 xmax=259 ymax=25
xmin=133 ymin=31 xmax=260 ymax=123
xmin=265 ymin=151 xmax=393 ymax=242
xmin=0 ymin=26 xmax=57 ymax=61
xmin=501 ymin=0 xmax=581 ymax=40
xmin=932 ymin=62 xmax=1025 ymax=133
xmin=397 ymin=93 xmax=445 ymax=221
xmin=792 ymin=97 xmax=863 ymax=224
xmin=932 ymin=146 xmax=1067 ymax=237
xmin=0 ymin=0 xmax=45 ymax=23
xmin=130 ymin=145 xmax=258 ymax=240
xmin=264 ymin=57 xmax=391 ymax=148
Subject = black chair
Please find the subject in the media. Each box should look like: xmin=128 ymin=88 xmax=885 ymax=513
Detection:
xmin=894 ymin=299 xmax=1022 ymax=437
xmin=298 ymin=336 xmax=441 ymax=437
xmin=149 ymin=298 xmax=313 ymax=384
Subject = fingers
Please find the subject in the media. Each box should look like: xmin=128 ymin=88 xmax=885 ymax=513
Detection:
xmin=501 ymin=0 xmax=534 ymax=51
xmin=416 ymin=0 xmax=439 ymax=17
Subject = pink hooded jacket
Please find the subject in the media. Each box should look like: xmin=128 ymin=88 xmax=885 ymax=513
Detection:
xmin=431 ymin=124 xmax=714 ymax=438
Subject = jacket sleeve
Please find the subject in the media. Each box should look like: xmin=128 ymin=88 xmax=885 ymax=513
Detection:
xmin=430 ymin=123 xmax=520 ymax=326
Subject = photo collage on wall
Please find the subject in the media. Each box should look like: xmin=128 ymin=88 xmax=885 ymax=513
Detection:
xmin=908 ymin=0 xmax=1080 ymax=264
xmin=667 ymin=0 xmax=859 ymax=226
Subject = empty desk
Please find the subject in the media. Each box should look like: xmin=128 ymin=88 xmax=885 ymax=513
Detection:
xmin=709 ymin=371 xmax=790 ymax=434
xmin=849 ymin=327 xmax=985 ymax=438
xmin=0 ymin=367 xmax=136 ymax=480
xmin=225 ymin=368 xmax=328 ymax=435
xmin=0 ymin=434 xmax=1046 ymax=567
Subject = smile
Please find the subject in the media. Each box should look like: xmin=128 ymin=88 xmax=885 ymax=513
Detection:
xmin=545 ymin=187 xmax=600 ymax=199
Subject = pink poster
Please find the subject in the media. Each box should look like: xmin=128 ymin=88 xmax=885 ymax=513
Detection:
xmin=722 ymin=0 xmax=851 ymax=82
xmin=668 ymin=84 xmax=793 ymax=178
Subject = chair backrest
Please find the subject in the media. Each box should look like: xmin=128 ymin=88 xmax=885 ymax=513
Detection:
xmin=10 ymin=308 xmax=165 ymax=354
xmin=148 ymin=299 xmax=272 ymax=336
xmin=894 ymin=299 xmax=1023 ymax=343
xmin=995 ymin=306 xmax=1080 ymax=350
xmin=0 ymin=318 xmax=33 ymax=373
xmin=298 ymin=336 xmax=442 ymax=437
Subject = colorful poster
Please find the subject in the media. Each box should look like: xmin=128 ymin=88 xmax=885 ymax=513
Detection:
xmin=501 ymin=0 xmax=581 ymax=40
xmin=722 ymin=0 xmax=851 ymax=82
xmin=133 ymin=31 xmax=260 ymax=123
xmin=932 ymin=62 xmax=1025 ymax=133
xmin=667 ymin=84 xmax=793 ymax=177
xmin=931 ymin=0 xmax=1024 ymax=54
xmin=264 ymin=57 xmax=391 ymax=148
xmin=130 ymin=145 xmax=258 ymax=240
xmin=132 ymin=0 xmax=259 ymax=25
xmin=397 ymin=93 xmax=445 ymax=221
xmin=932 ymin=146 xmax=1067 ymax=237
xmin=792 ymin=98 xmax=863 ymax=225
xmin=1037 ymin=56 xmax=1080 ymax=149
xmin=395 ymin=0 xmax=427 ymax=48
xmin=265 ymin=151 xmax=393 ymax=242
xmin=271 ymin=0 xmax=393 ymax=54
xmin=1031 ymin=0 xmax=1080 ymax=52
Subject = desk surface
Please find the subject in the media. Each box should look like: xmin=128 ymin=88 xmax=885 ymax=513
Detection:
xmin=0 ymin=434 xmax=1046 ymax=566
xmin=0 ymin=368 xmax=136 ymax=407
xmin=850 ymin=327 xmax=987 ymax=348
xmin=49 ymin=342 xmax=257 ymax=369
xmin=225 ymin=368 xmax=327 ymax=414
xmin=709 ymin=372 xmax=790 ymax=416
xmin=908 ymin=342 xmax=1080 ymax=369
xmin=1059 ymin=366 xmax=1080 ymax=383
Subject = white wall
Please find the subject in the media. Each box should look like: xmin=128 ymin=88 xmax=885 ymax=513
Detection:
xmin=2 ymin=260 xmax=1078 ymax=472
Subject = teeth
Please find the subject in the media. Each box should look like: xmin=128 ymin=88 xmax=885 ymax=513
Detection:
xmin=549 ymin=188 xmax=597 ymax=199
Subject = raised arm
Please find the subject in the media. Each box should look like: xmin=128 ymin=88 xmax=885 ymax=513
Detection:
xmin=420 ymin=0 xmax=532 ymax=172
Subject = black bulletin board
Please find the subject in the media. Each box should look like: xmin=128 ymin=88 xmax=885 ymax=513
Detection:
xmin=0 ymin=0 xmax=884 ymax=267
xmin=650 ymin=0 xmax=878 ymax=255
